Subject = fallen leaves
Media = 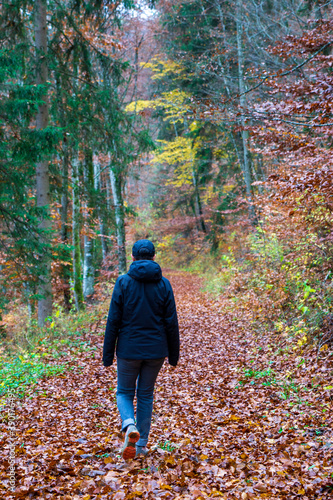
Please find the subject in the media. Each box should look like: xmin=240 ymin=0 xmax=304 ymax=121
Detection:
xmin=0 ymin=272 xmax=332 ymax=498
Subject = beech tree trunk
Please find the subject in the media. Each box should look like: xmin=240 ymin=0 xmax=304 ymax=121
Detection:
xmin=105 ymin=172 xmax=111 ymax=213
xmin=72 ymin=154 xmax=84 ymax=310
xmin=83 ymin=235 xmax=94 ymax=297
xmin=34 ymin=0 xmax=52 ymax=326
xmin=60 ymin=140 xmax=71 ymax=311
xmin=236 ymin=0 xmax=256 ymax=222
xmin=56 ymin=70 xmax=71 ymax=311
xmin=94 ymin=157 xmax=108 ymax=260
xmin=0 ymin=265 xmax=6 ymax=334
xmin=83 ymin=149 xmax=94 ymax=298
xmin=110 ymin=167 xmax=127 ymax=274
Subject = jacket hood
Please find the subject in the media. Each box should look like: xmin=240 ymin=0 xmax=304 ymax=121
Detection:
xmin=128 ymin=260 xmax=162 ymax=282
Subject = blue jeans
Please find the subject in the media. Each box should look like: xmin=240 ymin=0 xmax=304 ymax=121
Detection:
xmin=116 ymin=357 xmax=165 ymax=447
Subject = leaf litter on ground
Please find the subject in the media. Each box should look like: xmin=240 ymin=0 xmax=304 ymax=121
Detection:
xmin=0 ymin=272 xmax=332 ymax=499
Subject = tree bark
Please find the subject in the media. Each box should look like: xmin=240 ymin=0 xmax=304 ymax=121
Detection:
xmin=192 ymin=169 xmax=206 ymax=233
xmin=109 ymin=167 xmax=127 ymax=274
xmin=105 ymin=172 xmax=111 ymax=213
xmin=83 ymin=149 xmax=95 ymax=298
xmin=34 ymin=0 xmax=52 ymax=326
xmin=93 ymin=156 xmax=108 ymax=260
xmin=55 ymin=69 xmax=72 ymax=311
xmin=236 ymin=0 xmax=256 ymax=222
xmin=183 ymin=117 xmax=206 ymax=232
xmin=83 ymin=235 xmax=94 ymax=297
xmin=72 ymin=153 xmax=84 ymax=310
xmin=60 ymin=139 xmax=71 ymax=311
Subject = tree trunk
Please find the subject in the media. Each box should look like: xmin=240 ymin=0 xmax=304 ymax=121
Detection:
xmin=83 ymin=149 xmax=95 ymax=298
xmin=236 ymin=0 xmax=256 ymax=222
xmin=94 ymin=156 xmax=108 ymax=260
xmin=192 ymin=169 xmax=206 ymax=233
xmin=110 ymin=167 xmax=127 ymax=274
xmin=55 ymin=69 xmax=71 ymax=312
xmin=0 ymin=266 xmax=6 ymax=335
xmin=183 ymin=117 xmax=206 ymax=232
xmin=34 ymin=0 xmax=52 ymax=326
xmin=72 ymin=153 xmax=84 ymax=310
xmin=105 ymin=172 xmax=111 ymax=213
xmin=83 ymin=235 xmax=94 ymax=297
xmin=60 ymin=140 xmax=71 ymax=310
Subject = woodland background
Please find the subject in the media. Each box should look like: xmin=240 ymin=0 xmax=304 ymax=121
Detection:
xmin=1 ymin=0 xmax=333 ymax=351
xmin=1 ymin=1 xmax=333 ymax=498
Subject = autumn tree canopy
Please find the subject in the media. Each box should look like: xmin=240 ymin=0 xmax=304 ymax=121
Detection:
xmin=0 ymin=0 xmax=332 ymax=345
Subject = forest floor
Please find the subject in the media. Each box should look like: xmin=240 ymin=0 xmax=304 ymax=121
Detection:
xmin=1 ymin=272 xmax=333 ymax=499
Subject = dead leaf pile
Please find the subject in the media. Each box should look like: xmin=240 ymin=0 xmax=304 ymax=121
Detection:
xmin=1 ymin=272 xmax=332 ymax=499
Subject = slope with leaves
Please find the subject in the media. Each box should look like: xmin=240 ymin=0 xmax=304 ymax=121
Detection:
xmin=1 ymin=272 xmax=332 ymax=499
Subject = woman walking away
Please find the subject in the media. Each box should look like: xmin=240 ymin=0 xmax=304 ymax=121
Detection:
xmin=103 ymin=239 xmax=180 ymax=460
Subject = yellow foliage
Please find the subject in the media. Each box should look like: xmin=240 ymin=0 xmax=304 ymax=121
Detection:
xmin=151 ymin=137 xmax=196 ymax=187
xmin=214 ymin=147 xmax=229 ymax=159
xmin=159 ymin=90 xmax=191 ymax=124
xmin=152 ymin=137 xmax=193 ymax=166
xmin=125 ymin=100 xmax=157 ymax=113
xmin=297 ymin=335 xmax=307 ymax=347
xmin=141 ymin=57 xmax=186 ymax=80
xmin=189 ymin=120 xmax=200 ymax=132
xmin=126 ymin=89 xmax=191 ymax=125
xmin=202 ymin=185 xmax=215 ymax=204
xmin=125 ymin=58 xmax=199 ymax=189
xmin=222 ymin=184 xmax=236 ymax=193
xmin=126 ymin=56 xmax=191 ymax=122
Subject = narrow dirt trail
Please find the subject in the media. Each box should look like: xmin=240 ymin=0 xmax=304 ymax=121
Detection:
xmin=1 ymin=272 xmax=332 ymax=499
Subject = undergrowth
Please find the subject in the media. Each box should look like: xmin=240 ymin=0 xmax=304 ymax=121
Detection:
xmin=0 ymin=296 xmax=109 ymax=400
xmin=0 ymin=356 xmax=66 ymax=398
xmin=132 ymin=220 xmax=333 ymax=362
xmin=194 ymin=230 xmax=333 ymax=357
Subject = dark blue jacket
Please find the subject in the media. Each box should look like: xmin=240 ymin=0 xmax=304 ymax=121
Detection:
xmin=103 ymin=260 xmax=179 ymax=367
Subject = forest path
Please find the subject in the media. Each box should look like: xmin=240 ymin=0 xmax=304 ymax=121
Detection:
xmin=2 ymin=272 xmax=332 ymax=499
